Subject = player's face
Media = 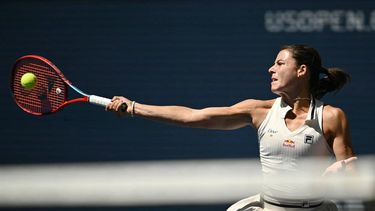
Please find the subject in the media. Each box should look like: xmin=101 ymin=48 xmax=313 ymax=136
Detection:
xmin=268 ymin=49 xmax=300 ymax=96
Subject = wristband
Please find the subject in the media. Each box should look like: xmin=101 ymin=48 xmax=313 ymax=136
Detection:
xmin=131 ymin=101 xmax=136 ymax=117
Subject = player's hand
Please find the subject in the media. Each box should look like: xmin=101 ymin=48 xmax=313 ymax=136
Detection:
xmin=322 ymin=156 xmax=357 ymax=177
xmin=106 ymin=96 xmax=132 ymax=117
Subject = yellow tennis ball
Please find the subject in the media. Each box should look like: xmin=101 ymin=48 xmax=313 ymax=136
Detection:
xmin=20 ymin=72 xmax=37 ymax=90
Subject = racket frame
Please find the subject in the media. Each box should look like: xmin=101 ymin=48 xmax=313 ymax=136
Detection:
xmin=11 ymin=55 xmax=118 ymax=115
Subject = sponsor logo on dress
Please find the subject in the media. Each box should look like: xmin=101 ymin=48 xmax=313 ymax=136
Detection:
xmin=304 ymin=135 xmax=314 ymax=144
xmin=283 ymin=139 xmax=295 ymax=148
xmin=267 ymin=129 xmax=278 ymax=137
xmin=267 ymin=129 xmax=278 ymax=134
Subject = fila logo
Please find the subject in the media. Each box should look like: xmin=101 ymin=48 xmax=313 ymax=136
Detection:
xmin=283 ymin=139 xmax=295 ymax=148
xmin=304 ymin=135 xmax=314 ymax=144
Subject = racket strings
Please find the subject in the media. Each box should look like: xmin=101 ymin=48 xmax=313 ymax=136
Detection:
xmin=12 ymin=59 xmax=66 ymax=115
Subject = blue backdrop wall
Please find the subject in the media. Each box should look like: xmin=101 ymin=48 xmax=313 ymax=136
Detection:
xmin=0 ymin=0 xmax=374 ymax=210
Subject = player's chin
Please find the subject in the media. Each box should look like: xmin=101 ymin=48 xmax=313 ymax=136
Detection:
xmin=270 ymin=84 xmax=279 ymax=93
xmin=270 ymin=82 xmax=287 ymax=93
xmin=270 ymin=87 xmax=285 ymax=96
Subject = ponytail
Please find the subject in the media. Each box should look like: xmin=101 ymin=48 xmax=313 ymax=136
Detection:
xmin=313 ymin=67 xmax=350 ymax=99
xmin=281 ymin=44 xmax=351 ymax=100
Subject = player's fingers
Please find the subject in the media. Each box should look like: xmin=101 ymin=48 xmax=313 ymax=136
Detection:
xmin=111 ymin=96 xmax=121 ymax=102
xmin=110 ymin=100 xmax=121 ymax=111
xmin=342 ymin=157 xmax=358 ymax=167
xmin=105 ymin=102 xmax=112 ymax=111
xmin=106 ymin=98 xmax=121 ymax=111
xmin=345 ymin=156 xmax=357 ymax=163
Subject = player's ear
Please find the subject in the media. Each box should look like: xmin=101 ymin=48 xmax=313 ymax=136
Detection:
xmin=297 ymin=64 xmax=308 ymax=77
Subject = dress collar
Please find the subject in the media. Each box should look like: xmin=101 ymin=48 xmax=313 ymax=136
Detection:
xmin=278 ymin=98 xmax=292 ymax=119
xmin=278 ymin=97 xmax=316 ymax=121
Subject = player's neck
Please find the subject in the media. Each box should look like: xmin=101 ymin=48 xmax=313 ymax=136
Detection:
xmin=281 ymin=92 xmax=311 ymax=111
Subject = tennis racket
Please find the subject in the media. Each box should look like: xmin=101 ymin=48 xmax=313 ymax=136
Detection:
xmin=10 ymin=55 xmax=127 ymax=116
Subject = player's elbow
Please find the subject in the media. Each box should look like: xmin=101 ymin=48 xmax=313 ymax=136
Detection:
xmin=182 ymin=108 xmax=248 ymax=130
xmin=181 ymin=109 xmax=212 ymax=128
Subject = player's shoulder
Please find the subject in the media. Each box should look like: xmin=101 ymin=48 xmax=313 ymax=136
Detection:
xmin=232 ymin=98 xmax=276 ymax=128
xmin=323 ymin=104 xmax=348 ymax=124
xmin=234 ymin=98 xmax=276 ymax=109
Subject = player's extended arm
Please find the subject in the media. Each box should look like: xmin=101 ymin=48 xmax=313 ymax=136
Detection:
xmin=107 ymin=97 xmax=269 ymax=130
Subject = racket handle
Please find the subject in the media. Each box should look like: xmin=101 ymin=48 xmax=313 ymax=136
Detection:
xmin=89 ymin=95 xmax=127 ymax=112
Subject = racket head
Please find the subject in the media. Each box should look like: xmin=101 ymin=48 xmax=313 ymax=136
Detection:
xmin=10 ymin=55 xmax=69 ymax=115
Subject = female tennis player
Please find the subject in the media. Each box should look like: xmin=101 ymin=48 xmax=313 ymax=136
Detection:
xmin=107 ymin=44 xmax=356 ymax=210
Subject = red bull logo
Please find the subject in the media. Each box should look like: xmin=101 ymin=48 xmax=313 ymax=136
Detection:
xmin=283 ymin=139 xmax=295 ymax=148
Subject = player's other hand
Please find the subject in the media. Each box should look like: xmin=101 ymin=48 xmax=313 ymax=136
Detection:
xmin=322 ymin=156 xmax=357 ymax=177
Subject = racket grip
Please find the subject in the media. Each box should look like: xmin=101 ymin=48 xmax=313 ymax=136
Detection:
xmin=89 ymin=95 xmax=127 ymax=112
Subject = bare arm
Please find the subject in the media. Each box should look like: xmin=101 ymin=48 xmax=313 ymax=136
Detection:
xmin=106 ymin=96 xmax=272 ymax=130
xmin=322 ymin=106 xmax=356 ymax=175
xmin=324 ymin=106 xmax=355 ymax=160
xmin=134 ymin=104 xmax=251 ymax=130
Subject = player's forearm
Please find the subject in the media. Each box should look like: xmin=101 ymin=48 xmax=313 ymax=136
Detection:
xmin=133 ymin=103 xmax=197 ymax=126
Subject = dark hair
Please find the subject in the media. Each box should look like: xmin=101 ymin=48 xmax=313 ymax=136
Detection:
xmin=281 ymin=44 xmax=350 ymax=99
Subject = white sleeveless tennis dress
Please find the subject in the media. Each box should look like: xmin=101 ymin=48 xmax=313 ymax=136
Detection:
xmin=227 ymin=97 xmax=337 ymax=211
